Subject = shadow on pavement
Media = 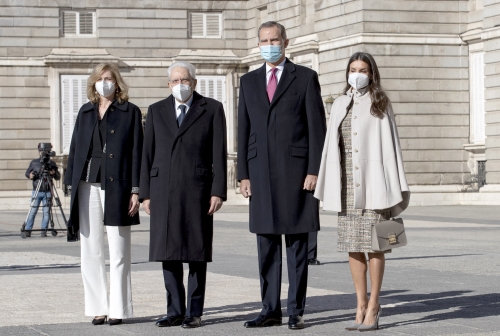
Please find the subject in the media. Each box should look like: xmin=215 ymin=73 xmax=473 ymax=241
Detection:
xmin=122 ymin=290 xmax=499 ymax=330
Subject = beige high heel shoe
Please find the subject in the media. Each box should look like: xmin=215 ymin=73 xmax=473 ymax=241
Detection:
xmin=358 ymin=305 xmax=382 ymax=332
xmin=345 ymin=307 xmax=366 ymax=331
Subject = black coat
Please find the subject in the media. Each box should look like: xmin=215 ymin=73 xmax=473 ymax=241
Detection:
xmin=139 ymin=92 xmax=227 ymax=262
xmin=237 ymin=59 xmax=327 ymax=234
xmin=64 ymin=100 xmax=143 ymax=239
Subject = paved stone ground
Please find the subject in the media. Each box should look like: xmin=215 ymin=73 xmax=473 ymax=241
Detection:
xmin=0 ymin=205 xmax=499 ymax=335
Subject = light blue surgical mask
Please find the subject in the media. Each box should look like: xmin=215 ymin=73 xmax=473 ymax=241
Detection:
xmin=260 ymin=45 xmax=283 ymax=63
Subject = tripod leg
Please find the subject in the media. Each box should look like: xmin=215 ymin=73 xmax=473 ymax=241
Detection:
xmin=22 ymin=179 xmax=43 ymax=236
xmin=49 ymin=178 xmax=69 ymax=227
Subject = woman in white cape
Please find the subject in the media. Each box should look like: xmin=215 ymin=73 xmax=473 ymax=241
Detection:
xmin=314 ymin=52 xmax=410 ymax=331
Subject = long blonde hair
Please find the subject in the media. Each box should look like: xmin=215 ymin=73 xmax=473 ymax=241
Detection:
xmin=87 ymin=63 xmax=129 ymax=104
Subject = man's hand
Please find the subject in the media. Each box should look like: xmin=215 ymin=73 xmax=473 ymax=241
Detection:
xmin=128 ymin=194 xmax=140 ymax=217
xmin=208 ymin=196 xmax=223 ymax=215
xmin=240 ymin=179 xmax=252 ymax=198
xmin=303 ymin=174 xmax=318 ymax=191
xmin=142 ymin=199 xmax=151 ymax=215
xmin=29 ymin=172 xmax=35 ymax=180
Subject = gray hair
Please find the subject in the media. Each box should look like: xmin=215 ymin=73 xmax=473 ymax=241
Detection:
xmin=257 ymin=21 xmax=287 ymax=42
xmin=168 ymin=62 xmax=197 ymax=80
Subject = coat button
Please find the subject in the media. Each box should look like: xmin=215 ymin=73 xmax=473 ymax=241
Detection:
xmin=109 ymin=177 xmax=114 ymax=181
xmin=354 ymin=132 xmax=357 ymax=136
xmin=355 ymin=166 xmax=359 ymax=170
xmin=110 ymin=129 xmax=115 ymax=134
xmin=109 ymin=154 xmax=114 ymax=158
xmin=354 ymin=116 xmax=357 ymax=119
xmin=355 ymin=149 xmax=358 ymax=153
xmin=356 ymin=183 xmax=360 ymax=187
xmin=111 ymin=107 xmax=115 ymax=111
xmin=355 ymin=101 xmax=359 ymax=105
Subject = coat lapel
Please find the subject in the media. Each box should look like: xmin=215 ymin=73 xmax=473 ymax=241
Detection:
xmin=160 ymin=96 xmax=179 ymax=136
xmin=81 ymin=103 xmax=97 ymax=150
xmin=270 ymin=59 xmax=296 ymax=108
xmin=176 ymin=92 xmax=206 ymax=138
xmin=252 ymin=63 xmax=270 ymax=109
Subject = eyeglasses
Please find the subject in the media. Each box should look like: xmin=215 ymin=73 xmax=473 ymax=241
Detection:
xmin=170 ymin=78 xmax=191 ymax=85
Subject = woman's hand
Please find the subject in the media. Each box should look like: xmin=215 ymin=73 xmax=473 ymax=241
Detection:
xmin=128 ymin=194 xmax=140 ymax=217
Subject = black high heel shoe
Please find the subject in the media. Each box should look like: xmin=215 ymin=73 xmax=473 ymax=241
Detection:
xmin=108 ymin=318 xmax=123 ymax=326
xmin=92 ymin=316 xmax=107 ymax=325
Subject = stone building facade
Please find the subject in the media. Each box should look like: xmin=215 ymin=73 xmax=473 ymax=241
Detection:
xmin=1 ymin=0 xmax=499 ymax=209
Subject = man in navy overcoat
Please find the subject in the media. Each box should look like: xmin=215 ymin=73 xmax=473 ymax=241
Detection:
xmin=237 ymin=21 xmax=326 ymax=329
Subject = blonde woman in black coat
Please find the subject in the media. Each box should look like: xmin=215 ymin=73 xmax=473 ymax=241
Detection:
xmin=64 ymin=63 xmax=143 ymax=326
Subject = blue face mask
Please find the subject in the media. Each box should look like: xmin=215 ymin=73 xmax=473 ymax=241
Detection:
xmin=260 ymin=45 xmax=283 ymax=63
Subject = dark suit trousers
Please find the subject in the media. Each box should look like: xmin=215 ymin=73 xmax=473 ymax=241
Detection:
xmin=162 ymin=261 xmax=207 ymax=317
xmin=308 ymin=231 xmax=318 ymax=260
xmin=257 ymin=233 xmax=309 ymax=317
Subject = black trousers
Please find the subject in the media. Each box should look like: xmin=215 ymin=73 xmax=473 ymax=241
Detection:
xmin=162 ymin=261 xmax=207 ymax=317
xmin=257 ymin=233 xmax=309 ymax=317
xmin=308 ymin=231 xmax=318 ymax=260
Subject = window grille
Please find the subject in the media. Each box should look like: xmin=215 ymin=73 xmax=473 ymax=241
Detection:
xmin=61 ymin=75 xmax=89 ymax=154
xmin=62 ymin=11 xmax=96 ymax=37
xmin=197 ymin=76 xmax=226 ymax=114
xmin=190 ymin=13 xmax=222 ymax=38
xmin=470 ymin=52 xmax=485 ymax=143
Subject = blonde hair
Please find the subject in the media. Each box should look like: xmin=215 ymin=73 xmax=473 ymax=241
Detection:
xmin=87 ymin=63 xmax=129 ymax=104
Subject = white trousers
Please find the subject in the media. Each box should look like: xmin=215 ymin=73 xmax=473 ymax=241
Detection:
xmin=78 ymin=181 xmax=133 ymax=319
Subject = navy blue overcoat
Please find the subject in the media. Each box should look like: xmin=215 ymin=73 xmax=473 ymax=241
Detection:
xmin=237 ymin=59 xmax=327 ymax=234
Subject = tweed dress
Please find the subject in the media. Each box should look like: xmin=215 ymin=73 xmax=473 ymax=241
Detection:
xmin=337 ymin=106 xmax=391 ymax=253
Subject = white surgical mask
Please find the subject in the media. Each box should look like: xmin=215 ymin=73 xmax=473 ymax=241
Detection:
xmin=171 ymin=84 xmax=192 ymax=102
xmin=348 ymin=73 xmax=370 ymax=90
xmin=95 ymin=81 xmax=115 ymax=97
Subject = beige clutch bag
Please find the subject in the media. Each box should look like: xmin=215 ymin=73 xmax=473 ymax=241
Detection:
xmin=371 ymin=218 xmax=407 ymax=252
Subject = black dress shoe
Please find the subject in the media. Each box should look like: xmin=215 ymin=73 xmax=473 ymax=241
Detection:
xmin=91 ymin=316 xmax=107 ymax=325
xmin=41 ymin=230 xmax=47 ymax=237
xmin=308 ymin=258 xmax=321 ymax=265
xmin=108 ymin=318 xmax=122 ymax=326
xmin=288 ymin=315 xmax=305 ymax=329
xmin=244 ymin=315 xmax=282 ymax=328
xmin=181 ymin=316 xmax=201 ymax=328
xmin=155 ymin=316 xmax=184 ymax=327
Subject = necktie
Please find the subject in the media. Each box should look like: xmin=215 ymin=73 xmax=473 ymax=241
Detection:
xmin=267 ymin=67 xmax=278 ymax=102
xmin=177 ymin=104 xmax=186 ymax=127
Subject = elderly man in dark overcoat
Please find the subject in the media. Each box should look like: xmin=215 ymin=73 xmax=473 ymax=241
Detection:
xmin=139 ymin=61 xmax=227 ymax=329
xmin=237 ymin=21 xmax=327 ymax=330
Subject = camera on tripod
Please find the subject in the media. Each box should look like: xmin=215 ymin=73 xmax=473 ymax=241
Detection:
xmin=37 ymin=142 xmax=56 ymax=172
xmin=20 ymin=142 xmax=68 ymax=238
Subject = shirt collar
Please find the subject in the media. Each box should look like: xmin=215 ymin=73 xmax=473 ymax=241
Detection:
xmin=347 ymin=86 xmax=370 ymax=99
xmin=174 ymin=94 xmax=194 ymax=110
xmin=266 ymin=58 xmax=286 ymax=74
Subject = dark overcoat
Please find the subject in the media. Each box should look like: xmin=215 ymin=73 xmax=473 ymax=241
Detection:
xmin=237 ymin=59 xmax=327 ymax=234
xmin=139 ymin=92 xmax=227 ymax=262
xmin=64 ymin=100 xmax=143 ymax=239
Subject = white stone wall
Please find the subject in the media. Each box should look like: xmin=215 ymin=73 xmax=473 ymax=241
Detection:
xmin=483 ymin=0 xmax=500 ymax=187
xmin=0 ymin=0 xmax=499 ymax=207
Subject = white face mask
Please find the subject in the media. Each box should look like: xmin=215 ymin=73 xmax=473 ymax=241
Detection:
xmin=348 ymin=73 xmax=370 ymax=90
xmin=171 ymin=84 xmax=192 ymax=102
xmin=95 ymin=81 xmax=115 ymax=97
